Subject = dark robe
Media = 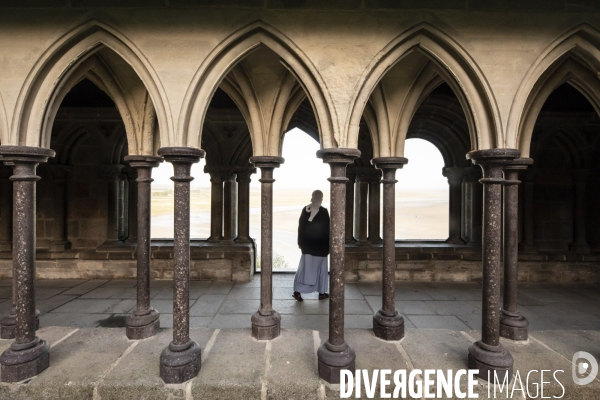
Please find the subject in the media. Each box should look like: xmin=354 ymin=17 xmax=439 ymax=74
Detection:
xmin=297 ymin=206 xmax=330 ymax=257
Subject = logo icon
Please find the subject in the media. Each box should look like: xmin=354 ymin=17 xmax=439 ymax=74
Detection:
xmin=572 ymin=351 xmax=598 ymax=385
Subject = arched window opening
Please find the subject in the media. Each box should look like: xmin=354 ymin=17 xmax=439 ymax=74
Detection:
xmin=395 ymin=138 xmax=448 ymax=240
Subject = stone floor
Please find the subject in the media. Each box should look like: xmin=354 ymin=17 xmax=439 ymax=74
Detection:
xmin=0 ymin=276 xmax=599 ymax=399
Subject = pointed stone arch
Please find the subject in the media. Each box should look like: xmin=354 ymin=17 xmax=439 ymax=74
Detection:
xmin=345 ymin=23 xmax=501 ymax=156
xmin=0 ymin=91 xmax=9 ymax=146
xmin=11 ymin=20 xmax=171 ymax=153
xmin=179 ymin=20 xmax=336 ymax=153
xmin=507 ymin=24 xmax=600 ymax=157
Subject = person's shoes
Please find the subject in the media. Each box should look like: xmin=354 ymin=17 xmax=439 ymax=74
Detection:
xmin=318 ymin=293 xmax=329 ymax=300
xmin=293 ymin=291 xmax=304 ymax=302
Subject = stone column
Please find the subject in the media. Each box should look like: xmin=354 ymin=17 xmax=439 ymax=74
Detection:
xmin=443 ymin=167 xmax=467 ymax=245
xmin=353 ymin=173 xmax=369 ymax=244
xmin=316 ymin=148 xmax=360 ymax=384
xmin=519 ymin=169 xmax=537 ymax=252
xmin=367 ymin=170 xmax=382 ymax=244
xmin=157 ymin=147 xmax=204 ymax=384
xmin=345 ymin=170 xmax=356 ymax=243
xmin=462 ymin=167 xmax=483 ymax=246
xmin=222 ymin=172 xmax=237 ymax=242
xmin=124 ymin=156 xmax=162 ymax=340
xmin=0 ymin=167 xmax=12 ymax=252
xmin=206 ymin=167 xmax=223 ymax=242
xmin=125 ymin=167 xmax=138 ymax=245
xmin=48 ymin=165 xmax=71 ymax=251
xmin=235 ymin=168 xmax=255 ymax=243
xmin=100 ymin=164 xmax=125 ymax=248
xmin=569 ymin=169 xmax=592 ymax=254
xmin=372 ymin=157 xmax=407 ymax=340
xmin=466 ymin=148 xmax=519 ymax=383
xmin=500 ymin=158 xmax=533 ymax=341
xmin=0 ymin=146 xmax=54 ymax=382
xmin=249 ymin=156 xmax=284 ymax=340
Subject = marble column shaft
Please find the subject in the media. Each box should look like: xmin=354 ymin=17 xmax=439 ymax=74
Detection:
xmin=157 ymin=147 xmax=203 ymax=384
xmin=345 ymin=171 xmax=356 ymax=243
xmin=443 ymin=167 xmax=467 ymax=245
xmin=235 ymin=168 xmax=255 ymax=243
xmin=124 ymin=156 xmax=162 ymax=340
xmin=101 ymin=165 xmax=125 ymax=246
xmin=249 ymin=156 xmax=283 ymax=340
xmin=500 ymin=158 xmax=532 ymax=341
xmin=0 ymin=146 xmax=53 ymax=383
xmin=367 ymin=172 xmax=382 ymax=244
xmin=466 ymin=148 xmax=519 ymax=383
xmin=316 ymin=148 xmax=360 ymax=384
xmin=372 ymin=157 xmax=407 ymax=341
xmin=353 ymin=175 xmax=368 ymax=243
xmin=0 ymin=169 xmax=12 ymax=251
xmin=48 ymin=166 xmax=71 ymax=251
xmin=207 ymin=169 xmax=224 ymax=242
xmin=223 ymin=172 xmax=237 ymax=241
xmin=125 ymin=167 xmax=138 ymax=244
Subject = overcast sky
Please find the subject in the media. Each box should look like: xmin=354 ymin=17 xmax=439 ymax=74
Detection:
xmin=151 ymin=128 xmax=448 ymax=191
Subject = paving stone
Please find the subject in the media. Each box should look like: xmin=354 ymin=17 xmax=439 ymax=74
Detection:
xmin=219 ymin=298 xmax=260 ymax=314
xmin=0 ymin=286 xmax=12 ymax=299
xmin=406 ymin=315 xmax=471 ymax=330
xmin=345 ymin=314 xmax=373 ymax=329
xmin=425 ymin=300 xmax=481 ymax=316
xmin=192 ymin=329 xmax=265 ymax=399
xmin=203 ymin=281 xmax=234 ymax=294
xmin=39 ymin=312 xmax=112 ymax=327
xmin=97 ymin=328 xmax=213 ymax=400
xmin=394 ymin=288 xmax=434 ymax=301
xmin=51 ymin=298 xmax=128 ymax=314
xmin=227 ymin=287 xmax=262 ymax=299
xmin=61 ymin=280 xmax=108 ymax=295
xmin=344 ymin=283 xmax=365 ymax=299
xmin=424 ymin=288 xmax=481 ymax=301
xmin=80 ymin=287 xmax=125 ymax=299
xmin=272 ymin=299 xmax=303 ymax=315
xmin=98 ymin=279 xmax=137 ymax=288
xmin=36 ymin=279 xmax=87 ymax=287
xmin=395 ymin=300 xmax=437 ymax=315
xmin=150 ymin=299 xmax=176 ymax=314
xmin=280 ymin=314 xmax=328 ymax=330
xmin=208 ymin=314 xmax=253 ymax=329
xmin=37 ymin=295 xmax=78 ymax=314
xmin=266 ymin=329 xmax=319 ymax=398
xmin=345 ymin=299 xmax=374 ymax=315
xmin=189 ymin=294 xmax=227 ymax=317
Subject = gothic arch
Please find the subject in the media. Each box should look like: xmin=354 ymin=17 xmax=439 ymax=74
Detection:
xmin=179 ymin=20 xmax=336 ymax=153
xmin=508 ymin=24 xmax=600 ymax=156
xmin=11 ymin=20 xmax=171 ymax=153
xmin=0 ymin=91 xmax=8 ymax=146
xmin=346 ymin=23 xmax=501 ymax=155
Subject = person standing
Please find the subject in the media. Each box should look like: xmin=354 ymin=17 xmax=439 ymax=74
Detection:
xmin=293 ymin=190 xmax=330 ymax=301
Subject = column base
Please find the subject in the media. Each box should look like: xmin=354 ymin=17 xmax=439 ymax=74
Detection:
xmin=368 ymin=238 xmax=382 ymax=245
xmin=207 ymin=236 xmax=223 ymax=243
xmin=126 ymin=308 xmax=160 ymax=340
xmin=160 ymin=340 xmax=201 ymax=384
xmin=49 ymin=240 xmax=71 ymax=251
xmin=446 ymin=237 xmax=466 ymax=245
xmin=317 ymin=341 xmax=356 ymax=384
xmin=0 ymin=337 xmax=50 ymax=382
xmin=234 ymin=237 xmax=253 ymax=244
xmin=0 ymin=241 xmax=11 ymax=252
xmin=569 ymin=243 xmax=591 ymax=254
xmin=97 ymin=240 xmax=127 ymax=251
xmin=251 ymin=310 xmax=280 ymax=340
xmin=373 ymin=310 xmax=404 ymax=341
xmin=467 ymin=341 xmax=513 ymax=383
xmin=500 ymin=310 xmax=529 ymax=341
xmin=0 ymin=309 xmax=40 ymax=339
xmin=519 ymin=243 xmax=537 ymax=252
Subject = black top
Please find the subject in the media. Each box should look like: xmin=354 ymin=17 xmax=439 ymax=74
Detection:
xmin=298 ymin=206 xmax=330 ymax=257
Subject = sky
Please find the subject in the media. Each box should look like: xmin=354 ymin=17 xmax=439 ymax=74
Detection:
xmin=151 ymin=128 xmax=448 ymax=191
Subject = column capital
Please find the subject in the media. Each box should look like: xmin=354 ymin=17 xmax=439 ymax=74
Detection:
xmin=0 ymin=146 xmax=54 ymax=166
xmin=372 ymin=157 xmax=408 ymax=172
xmin=350 ymin=167 xmax=380 ymax=182
xmin=504 ymin=157 xmax=533 ymax=173
xmin=249 ymin=156 xmax=284 ymax=169
xmin=235 ymin=167 xmax=256 ymax=182
xmin=442 ymin=166 xmax=468 ymax=184
xmin=317 ymin=148 xmax=360 ymax=166
xmin=124 ymin=155 xmax=163 ymax=170
xmin=467 ymin=148 xmax=520 ymax=181
xmin=158 ymin=147 xmax=204 ymax=164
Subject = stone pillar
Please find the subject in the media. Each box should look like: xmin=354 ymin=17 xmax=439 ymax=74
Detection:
xmin=520 ymin=169 xmax=537 ymax=252
xmin=124 ymin=156 xmax=162 ymax=340
xmin=372 ymin=157 xmax=407 ymax=340
xmin=345 ymin=170 xmax=356 ymax=243
xmin=222 ymin=172 xmax=237 ymax=242
xmin=249 ymin=156 xmax=283 ymax=340
xmin=100 ymin=164 xmax=125 ymax=248
xmin=235 ymin=168 xmax=255 ymax=244
xmin=367 ymin=170 xmax=382 ymax=244
xmin=466 ymin=148 xmax=519 ymax=383
xmin=48 ymin=166 xmax=71 ymax=251
xmin=443 ymin=167 xmax=467 ymax=245
xmin=500 ymin=158 xmax=533 ymax=341
xmin=0 ymin=146 xmax=54 ymax=382
xmin=569 ymin=169 xmax=592 ymax=254
xmin=316 ymin=148 xmax=360 ymax=384
xmin=206 ymin=167 xmax=223 ymax=242
xmin=157 ymin=147 xmax=204 ymax=384
xmin=462 ymin=167 xmax=483 ymax=246
xmin=0 ymin=167 xmax=12 ymax=252
xmin=125 ymin=167 xmax=138 ymax=245
xmin=353 ymin=173 xmax=369 ymax=244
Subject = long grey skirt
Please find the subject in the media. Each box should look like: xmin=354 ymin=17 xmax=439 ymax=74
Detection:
xmin=293 ymin=254 xmax=329 ymax=294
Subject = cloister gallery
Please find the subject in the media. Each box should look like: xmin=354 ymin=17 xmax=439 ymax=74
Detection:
xmin=0 ymin=1 xmax=599 ymax=387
